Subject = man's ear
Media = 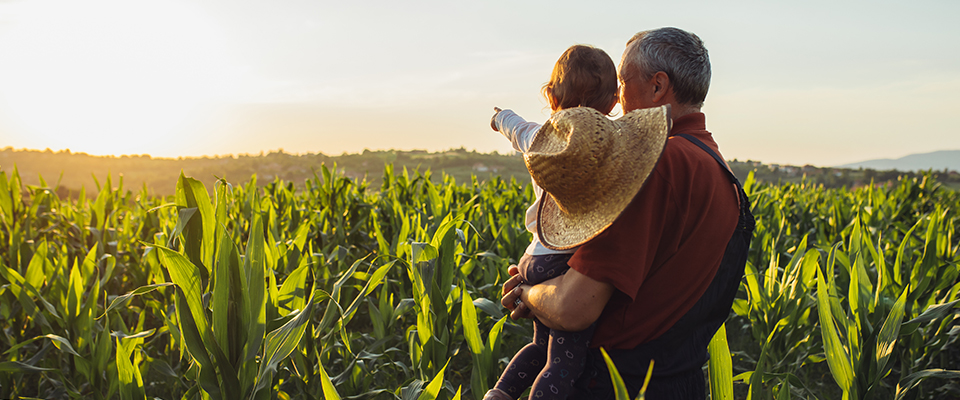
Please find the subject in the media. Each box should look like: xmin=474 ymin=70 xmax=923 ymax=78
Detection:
xmin=651 ymin=71 xmax=670 ymax=104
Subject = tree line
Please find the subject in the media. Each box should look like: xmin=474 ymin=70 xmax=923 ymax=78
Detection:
xmin=1 ymin=147 xmax=956 ymax=198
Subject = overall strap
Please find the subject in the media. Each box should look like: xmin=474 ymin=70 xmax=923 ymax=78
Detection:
xmin=675 ymin=133 xmax=753 ymax=227
xmin=674 ymin=133 xmax=737 ymax=185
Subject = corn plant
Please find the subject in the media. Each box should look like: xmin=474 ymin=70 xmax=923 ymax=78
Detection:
xmin=601 ymin=347 xmax=653 ymax=400
xmin=2 ymin=165 xmax=958 ymax=400
xmin=154 ymin=175 xmax=316 ymax=399
xmin=733 ymin=236 xmax=821 ymax=398
xmin=708 ymin=323 xmax=734 ymax=400
xmin=816 ymin=239 xmax=910 ymax=400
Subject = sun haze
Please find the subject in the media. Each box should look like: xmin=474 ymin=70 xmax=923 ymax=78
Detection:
xmin=0 ymin=0 xmax=241 ymax=157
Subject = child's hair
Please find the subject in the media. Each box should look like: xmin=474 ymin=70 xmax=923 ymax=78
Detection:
xmin=542 ymin=45 xmax=618 ymax=114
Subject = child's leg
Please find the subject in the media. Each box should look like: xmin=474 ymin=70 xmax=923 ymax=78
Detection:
xmin=527 ymin=324 xmax=596 ymax=400
xmin=493 ymin=319 xmax=551 ymax=399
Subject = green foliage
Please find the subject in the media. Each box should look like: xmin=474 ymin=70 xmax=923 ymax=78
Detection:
xmin=730 ymin=172 xmax=960 ymax=399
xmin=601 ymin=347 xmax=654 ymax=400
xmin=0 ymin=164 xmax=958 ymax=400
xmin=709 ymin=323 xmax=734 ymax=400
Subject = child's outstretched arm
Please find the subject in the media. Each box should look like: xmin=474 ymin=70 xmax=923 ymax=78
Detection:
xmin=490 ymin=107 xmax=541 ymax=154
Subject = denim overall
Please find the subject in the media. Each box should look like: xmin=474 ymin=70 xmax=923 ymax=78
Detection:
xmin=571 ymin=133 xmax=755 ymax=400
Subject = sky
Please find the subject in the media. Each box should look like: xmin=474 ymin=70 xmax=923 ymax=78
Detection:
xmin=0 ymin=0 xmax=957 ymax=167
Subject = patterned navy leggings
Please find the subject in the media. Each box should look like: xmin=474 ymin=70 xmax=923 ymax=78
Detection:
xmin=494 ymin=317 xmax=596 ymax=399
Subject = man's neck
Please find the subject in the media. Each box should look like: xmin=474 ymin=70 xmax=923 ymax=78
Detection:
xmin=670 ymin=103 xmax=701 ymax=119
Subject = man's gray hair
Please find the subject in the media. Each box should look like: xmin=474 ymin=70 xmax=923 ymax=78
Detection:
xmin=626 ymin=27 xmax=711 ymax=107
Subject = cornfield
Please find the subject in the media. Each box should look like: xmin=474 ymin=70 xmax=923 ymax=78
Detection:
xmin=0 ymin=164 xmax=957 ymax=400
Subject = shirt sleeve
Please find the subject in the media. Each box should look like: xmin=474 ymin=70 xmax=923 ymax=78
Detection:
xmin=494 ymin=109 xmax=542 ymax=153
xmin=567 ymin=167 xmax=677 ymax=300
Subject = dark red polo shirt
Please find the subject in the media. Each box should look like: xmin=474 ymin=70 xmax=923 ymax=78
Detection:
xmin=568 ymin=112 xmax=739 ymax=349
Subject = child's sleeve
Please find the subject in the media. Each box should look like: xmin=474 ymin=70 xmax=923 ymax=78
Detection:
xmin=494 ymin=109 xmax=542 ymax=154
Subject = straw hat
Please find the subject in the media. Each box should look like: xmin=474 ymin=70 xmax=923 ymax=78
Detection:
xmin=525 ymin=105 xmax=670 ymax=250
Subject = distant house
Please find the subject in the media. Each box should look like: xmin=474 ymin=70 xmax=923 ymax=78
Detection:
xmin=772 ymin=164 xmax=799 ymax=176
xmin=473 ymin=163 xmax=489 ymax=172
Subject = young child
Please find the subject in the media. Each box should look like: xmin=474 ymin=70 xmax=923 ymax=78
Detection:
xmin=486 ymin=44 xmax=618 ymax=400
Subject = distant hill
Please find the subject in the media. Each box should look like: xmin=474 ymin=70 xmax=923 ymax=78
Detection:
xmin=1 ymin=147 xmax=957 ymax=198
xmin=838 ymin=150 xmax=960 ymax=172
xmin=0 ymin=147 xmax=530 ymax=197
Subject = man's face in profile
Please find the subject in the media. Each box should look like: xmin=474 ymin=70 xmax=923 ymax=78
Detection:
xmin=618 ymin=64 xmax=648 ymax=113
xmin=618 ymin=43 xmax=650 ymax=113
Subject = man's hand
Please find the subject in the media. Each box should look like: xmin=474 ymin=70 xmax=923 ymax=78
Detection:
xmin=501 ymin=264 xmax=614 ymax=331
xmin=501 ymin=264 xmax=532 ymax=320
xmin=490 ymin=107 xmax=502 ymax=131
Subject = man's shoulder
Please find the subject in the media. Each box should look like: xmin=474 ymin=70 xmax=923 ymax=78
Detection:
xmin=656 ymin=133 xmax=718 ymax=177
xmin=650 ymin=131 xmax=735 ymax=205
xmin=665 ymin=127 xmax=719 ymax=152
xmin=659 ymin=112 xmax=718 ymax=164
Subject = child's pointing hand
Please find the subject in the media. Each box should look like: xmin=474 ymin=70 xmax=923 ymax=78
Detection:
xmin=490 ymin=107 xmax=502 ymax=131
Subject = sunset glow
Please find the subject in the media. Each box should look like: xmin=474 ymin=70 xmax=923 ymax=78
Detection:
xmin=0 ymin=0 xmax=238 ymax=155
xmin=0 ymin=1 xmax=957 ymax=166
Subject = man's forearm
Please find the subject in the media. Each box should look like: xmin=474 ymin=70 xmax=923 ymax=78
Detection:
xmin=519 ymin=269 xmax=613 ymax=332
xmin=521 ymin=279 xmax=583 ymax=331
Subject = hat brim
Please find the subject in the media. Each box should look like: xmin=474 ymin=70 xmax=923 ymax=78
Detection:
xmin=536 ymin=106 xmax=670 ymax=250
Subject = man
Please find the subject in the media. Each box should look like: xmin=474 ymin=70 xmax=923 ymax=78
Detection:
xmin=501 ymin=27 xmax=753 ymax=399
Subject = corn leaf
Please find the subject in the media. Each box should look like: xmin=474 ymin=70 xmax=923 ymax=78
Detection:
xmin=66 ymin=263 xmax=82 ymax=324
xmin=708 ymin=323 xmax=734 ymax=400
xmin=212 ymin=227 xmax=240 ymax=366
xmin=111 ymin=329 xmax=156 ymax=340
xmin=0 ymin=361 xmax=55 ymax=373
xmin=157 ymin=247 xmax=208 ymax=335
xmin=318 ymin=363 xmax=342 ymax=400
xmin=277 ymin=256 xmax=310 ymax=313
xmin=253 ymin=289 xmax=315 ymax=394
xmin=115 ymin=336 xmax=146 ymax=400
xmin=361 ymin=261 xmax=396 ymax=297
xmin=600 ymin=347 xmax=632 ymax=400
xmin=24 ymin=240 xmax=47 ymax=290
xmin=460 ymin=289 xmax=489 ymax=396
xmin=44 ymin=334 xmax=82 ymax=357
xmin=817 ymin=265 xmax=855 ymax=394
xmin=875 ymin=285 xmax=908 ymax=382
xmin=2 ymin=334 xmax=80 ymax=357
xmin=174 ymin=288 xmax=220 ymax=399
xmin=100 ymin=283 xmax=175 ymax=319
xmin=176 ymin=173 xmax=215 ymax=274
xmin=895 ymin=369 xmax=960 ymax=400
xmin=318 ymin=258 xmax=363 ymax=334
xmin=460 ymin=290 xmax=484 ymax=356
xmin=241 ymin=203 xmax=267 ymax=363
xmin=416 ymin=359 xmax=449 ymax=400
